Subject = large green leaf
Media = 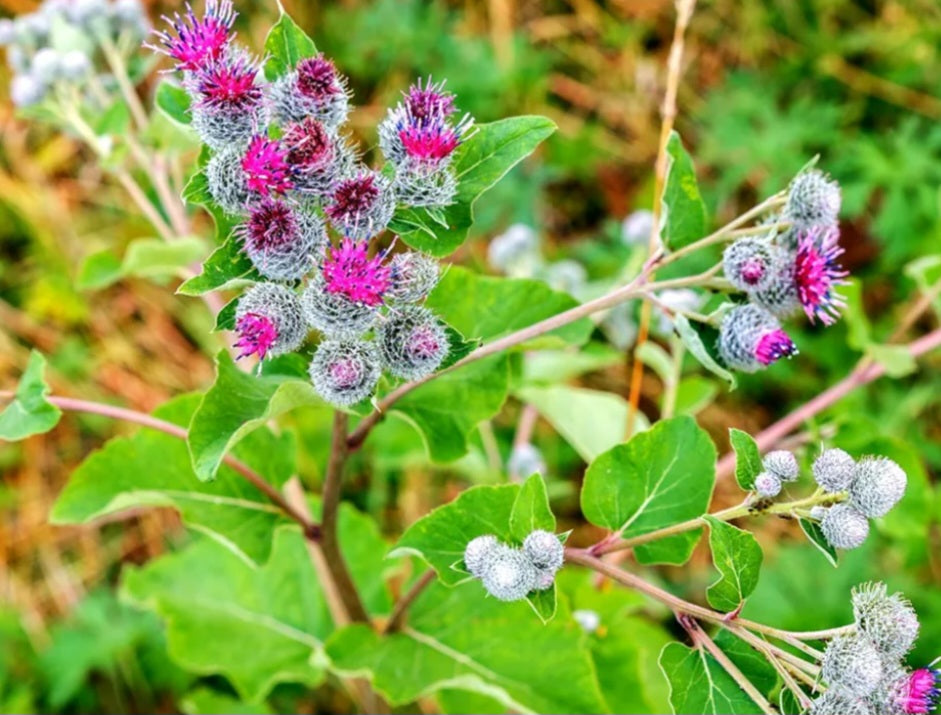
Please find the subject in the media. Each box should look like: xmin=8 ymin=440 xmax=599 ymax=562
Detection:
xmin=0 ymin=351 xmax=61 ymax=440
xmin=51 ymin=394 xmax=295 ymax=565
xmin=580 ymin=416 xmax=716 ymax=565
xmin=188 ymin=351 xmax=321 ymax=482
xmin=515 ymin=385 xmax=649 ymax=463
xmin=661 ymin=131 xmax=708 ymax=250
xmin=78 ymin=237 xmax=207 ymax=290
xmin=263 ymin=9 xmax=317 ymax=81
xmin=704 ymin=516 xmax=764 ymax=612
xmin=326 ymin=580 xmax=606 ymax=714
xmin=729 ymin=428 xmax=762 ymax=491
xmin=508 ymin=474 xmax=555 ymax=541
xmin=659 ymin=642 xmax=765 ymax=715
xmin=674 ymin=315 xmax=735 ymax=387
xmin=393 ymin=117 xmax=556 ymax=257
xmin=155 ymin=79 xmax=192 ymax=126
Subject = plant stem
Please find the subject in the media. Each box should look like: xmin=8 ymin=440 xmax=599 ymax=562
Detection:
xmin=727 ymin=627 xmax=815 ymax=710
xmin=678 ymin=614 xmax=776 ymax=715
xmin=0 ymin=391 xmax=320 ymax=537
xmin=779 ymin=624 xmax=856 ymax=641
xmin=384 ymin=569 xmax=435 ymax=634
xmin=320 ymin=411 xmax=370 ymax=623
xmin=660 ymin=336 xmax=685 ymax=419
xmin=98 ymin=32 xmax=150 ymax=131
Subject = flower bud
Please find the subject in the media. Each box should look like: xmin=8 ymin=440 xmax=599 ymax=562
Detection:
xmin=59 ymin=50 xmax=92 ymax=80
xmin=785 ymin=169 xmax=841 ymax=230
xmin=480 ymin=545 xmax=537 ymax=602
xmin=523 ymin=530 xmax=564 ymax=573
xmin=10 ymin=74 xmax=47 ymax=108
xmin=822 ymin=633 xmax=884 ymax=697
xmin=820 ymin=504 xmax=870 ymax=550
xmin=852 ymin=582 xmax=920 ymax=659
xmin=762 ymin=450 xmax=799 ymax=482
xmin=392 ymin=165 xmax=458 ymax=208
xmin=544 ymin=260 xmax=588 ymax=297
xmin=234 ymin=283 xmax=306 ymax=360
xmin=813 ymin=448 xmax=856 ymax=493
xmin=573 ymin=609 xmax=602 ymax=633
xmin=269 ymin=53 xmax=350 ymax=129
xmin=377 ymin=306 xmax=449 ymax=380
xmin=753 ymin=471 xmax=782 ymax=498
xmin=463 ymin=534 xmax=498 ymax=578
xmin=325 ymin=170 xmax=395 ymax=241
xmin=849 ymin=457 xmax=907 ymax=518
xmin=809 ymin=690 xmax=873 ymax=715
xmin=30 ymin=47 xmax=61 ymax=83
xmin=236 ymin=198 xmax=325 ymax=281
xmin=717 ymin=304 xmax=797 ymax=373
xmin=896 ymin=667 xmax=941 ymax=715
xmin=722 ymin=238 xmax=787 ymax=293
xmin=207 ymin=148 xmax=250 ymax=215
xmin=301 ymin=276 xmax=379 ymax=340
xmin=0 ymin=18 xmax=15 ymax=46
xmin=508 ymin=443 xmax=546 ymax=479
xmin=386 ymin=251 xmax=439 ymax=304
xmin=282 ymin=117 xmax=354 ymax=198
xmin=308 ymin=339 xmax=381 ymax=407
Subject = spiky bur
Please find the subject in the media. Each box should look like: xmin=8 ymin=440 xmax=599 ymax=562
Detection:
xmin=794 ymin=225 xmax=848 ymax=325
xmin=301 ymin=277 xmax=379 ymax=340
xmin=717 ymin=304 xmax=797 ymax=373
xmin=898 ymin=667 xmax=940 ymax=714
xmin=235 ymin=198 xmax=325 ymax=281
xmin=487 ymin=223 xmax=543 ymax=277
xmin=763 ymin=450 xmax=799 ymax=482
xmin=754 ymin=471 xmax=782 ymax=498
xmin=463 ymin=535 xmax=499 ymax=578
xmin=823 ymin=634 xmax=885 ymax=697
xmin=508 ymin=443 xmax=547 ymax=478
xmin=147 ymin=0 xmax=235 ymax=72
xmin=785 ymin=169 xmax=842 ymax=231
xmin=523 ymin=529 xmax=564 ymax=582
xmin=308 ymin=339 xmax=381 ymax=408
xmin=242 ymin=136 xmax=295 ymax=197
xmin=233 ymin=283 xmax=306 ymax=360
xmin=377 ymin=305 xmax=449 ymax=380
xmin=322 ymin=238 xmax=391 ymax=307
xmin=813 ymin=448 xmax=857 ymax=493
xmin=810 ymin=690 xmax=874 ymax=715
xmin=206 ymin=148 xmax=250 ymax=215
xmin=187 ymin=52 xmax=266 ymax=151
xmin=722 ymin=238 xmax=787 ymax=293
xmin=282 ymin=117 xmax=353 ymax=198
xmin=386 ymin=251 xmax=440 ymax=303
xmin=324 ymin=170 xmax=395 ymax=241
xmin=820 ymin=503 xmax=870 ymax=550
xmin=480 ymin=544 xmax=538 ymax=602
xmin=269 ymin=53 xmax=350 ymax=129
xmin=853 ymin=582 xmax=920 ymax=659
xmin=392 ymin=166 xmax=459 ymax=208
xmin=849 ymin=456 xmax=907 ymax=518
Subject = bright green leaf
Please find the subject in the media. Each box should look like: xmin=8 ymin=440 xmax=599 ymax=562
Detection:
xmin=79 ymin=238 xmax=206 ymax=290
xmin=180 ymin=688 xmax=273 ymax=715
xmin=675 ymin=376 xmax=719 ymax=416
xmin=76 ymin=250 xmax=123 ymax=290
xmin=729 ymin=428 xmax=763 ymax=491
xmin=659 ymin=641 xmax=765 ymax=715
xmin=661 ymin=131 xmax=708 ymax=250
xmin=155 ymin=80 xmax=192 ymax=126
xmin=867 ymin=343 xmax=917 ymax=378
xmin=704 ymin=516 xmax=764 ymax=612
xmin=0 ymin=351 xmax=61 ymax=440
xmin=178 ymin=235 xmax=257 ymax=295
xmin=674 ymin=315 xmax=736 ymax=387
xmin=263 ymin=10 xmax=317 ymax=81
xmin=799 ymin=518 xmax=838 ymax=567
xmin=508 ymin=473 xmax=555 ymax=541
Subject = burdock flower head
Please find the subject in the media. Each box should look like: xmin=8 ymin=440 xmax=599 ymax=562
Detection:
xmin=898 ymin=666 xmax=940 ymax=715
xmin=233 ymin=283 xmax=306 ymax=360
xmin=188 ymin=51 xmax=266 ymax=150
xmin=148 ymin=0 xmax=235 ymax=72
xmin=377 ymin=305 xmax=449 ymax=380
xmin=308 ymin=339 xmax=381 ymax=407
xmin=793 ymin=225 xmax=848 ymax=325
xmin=321 ymin=238 xmax=391 ymax=307
xmin=236 ymin=197 xmax=326 ymax=281
xmin=282 ymin=117 xmax=353 ymax=197
xmin=717 ymin=304 xmax=797 ymax=373
xmin=324 ymin=170 xmax=395 ymax=240
xmin=269 ymin=53 xmax=350 ymax=128
xmin=241 ymin=135 xmax=294 ymax=197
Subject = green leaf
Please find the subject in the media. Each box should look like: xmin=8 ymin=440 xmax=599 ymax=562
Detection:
xmin=188 ymin=351 xmax=321 ymax=481
xmin=392 ymin=484 xmax=519 ymax=585
xmin=521 ymin=345 xmax=622 ymax=385
xmin=213 ymin=296 xmax=239 ymax=332
xmin=263 ymin=9 xmax=317 ymax=81
xmin=799 ymin=518 xmax=838 ymax=567
xmin=326 ymin=581 xmax=606 ymax=714
xmin=704 ymin=516 xmax=764 ymax=612
xmin=729 ymin=428 xmax=763 ymax=491
xmin=634 ymin=529 xmax=705 ymax=567
xmin=180 ymin=688 xmax=273 ymax=715
xmin=659 ymin=641 xmax=765 ymax=715
xmin=155 ymin=80 xmax=192 ymax=126
xmin=661 ymin=131 xmax=708 ymax=250
xmin=76 ymin=250 xmax=123 ymax=290
xmin=78 ymin=238 xmax=207 ymax=290
xmin=580 ymin=416 xmax=716 ymax=565
xmin=674 ymin=315 xmax=735 ymax=387
xmin=508 ymin=474 xmax=555 ymax=541
xmin=178 ymin=235 xmax=257 ymax=295
xmin=713 ymin=630 xmax=778 ymax=697
xmin=867 ymin=343 xmax=917 ymax=378
xmin=675 ymin=376 xmax=719 ymax=416
xmin=0 ymin=351 xmax=61 ymax=440
xmin=51 ymin=394 xmax=295 ymax=565
xmin=515 ymin=385 xmax=649 ymax=463
xmin=394 ymin=117 xmax=556 ymax=257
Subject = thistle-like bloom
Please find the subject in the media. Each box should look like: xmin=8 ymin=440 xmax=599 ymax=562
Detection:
xmin=405 ymin=77 xmax=457 ymax=122
xmin=480 ymin=544 xmax=537 ymax=602
xmin=242 ymin=136 xmax=294 ymax=196
xmin=269 ymin=53 xmax=350 ymax=128
xmin=377 ymin=305 xmax=449 ymax=380
xmin=899 ymin=667 xmax=940 ymax=714
xmin=762 ymin=450 xmax=799 ymax=482
xmin=722 ymin=238 xmax=787 ymax=293
xmin=753 ymin=471 xmax=782 ymax=498
xmin=233 ymin=283 xmax=306 ymax=360
xmin=786 ymin=168 xmax=841 ymax=230
xmin=321 ymin=238 xmax=391 ymax=307
xmin=522 ymin=530 xmax=564 ymax=573
xmin=820 ymin=503 xmax=870 ymax=550
xmin=822 ymin=634 xmax=884 ymax=697
xmin=301 ymin=276 xmax=378 ymax=340
xmin=207 ymin=148 xmax=250 ymax=214
xmin=236 ymin=198 xmax=325 ymax=281
xmin=507 ymin=443 xmax=546 ymax=479
xmin=148 ymin=0 xmax=235 ymax=72
xmin=809 ymin=690 xmax=873 ymax=715
xmin=386 ymin=251 xmax=440 ymax=303
xmin=487 ymin=223 xmax=542 ymax=277
xmin=849 ymin=456 xmax=907 ymax=518
xmin=794 ymin=225 xmax=848 ymax=325
xmin=464 ymin=535 xmax=499 ymax=578
xmin=813 ymin=448 xmax=857 ymax=493
xmin=188 ymin=52 xmax=266 ymax=150
xmin=853 ymin=582 xmax=920 ymax=659
xmin=717 ymin=304 xmax=797 ymax=373
xmin=282 ymin=117 xmax=352 ymax=197
xmin=308 ymin=339 xmax=381 ymax=407
xmin=325 ymin=170 xmax=395 ymax=240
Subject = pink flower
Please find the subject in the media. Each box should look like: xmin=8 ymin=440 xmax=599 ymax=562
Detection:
xmin=322 ymin=238 xmax=391 ymax=307
xmin=242 ymin=136 xmax=294 ymax=196
xmin=404 ymin=78 xmax=456 ymax=122
xmin=794 ymin=225 xmax=848 ymax=325
xmin=283 ymin=117 xmax=334 ymax=172
xmin=326 ymin=172 xmax=380 ymax=225
xmin=189 ymin=52 xmax=262 ymax=112
xmin=239 ymin=197 xmax=297 ymax=252
xmin=900 ymin=667 xmax=940 ymax=714
xmin=148 ymin=0 xmax=236 ymax=72
xmin=234 ymin=312 xmax=278 ymax=360
xmin=296 ymin=55 xmax=343 ymax=100
xmin=399 ymin=123 xmax=462 ymax=164
xmin=754 ymin=328 xmax=798 ymax=366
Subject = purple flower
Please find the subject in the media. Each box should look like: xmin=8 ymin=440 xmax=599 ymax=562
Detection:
xmin=283 ymin=117 xmax=334 ymax=173
xmin=322 ymin=238 xmax=391 ymax=307
xmin=404 ymin=77 xmax=456 ymax=122
xmin=241 ymin=136 xmax=294 ymax=196
xmin=234 ymin=312 xmax=278 ymax=360
xmin=754 ymin=328 xmax=798 ymax=366
xmin=794 ymin=225 xmax=848 ymax=325
xmin=188 ymin=51 xmax=262 ymax=112
xmin=325 ymin=170 xmax=395 ymax=239
xmin=148 ymin=0 xmax=235 ymax=72
xmin=899 ymin=667 xmax=940 ymax=714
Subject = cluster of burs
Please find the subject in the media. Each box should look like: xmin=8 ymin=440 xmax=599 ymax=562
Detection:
xmin=463 ymin=530 xmax=565 ymax=602
xmin=812 ymin=582 xmax=939 ymax=715
xmin=0 ymin=0 xmax=149 ymax=107
xmin=150 ymin=1 xmax=474 ymax=407
xmin=718 ymin=168 xmax=847 ymax=373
